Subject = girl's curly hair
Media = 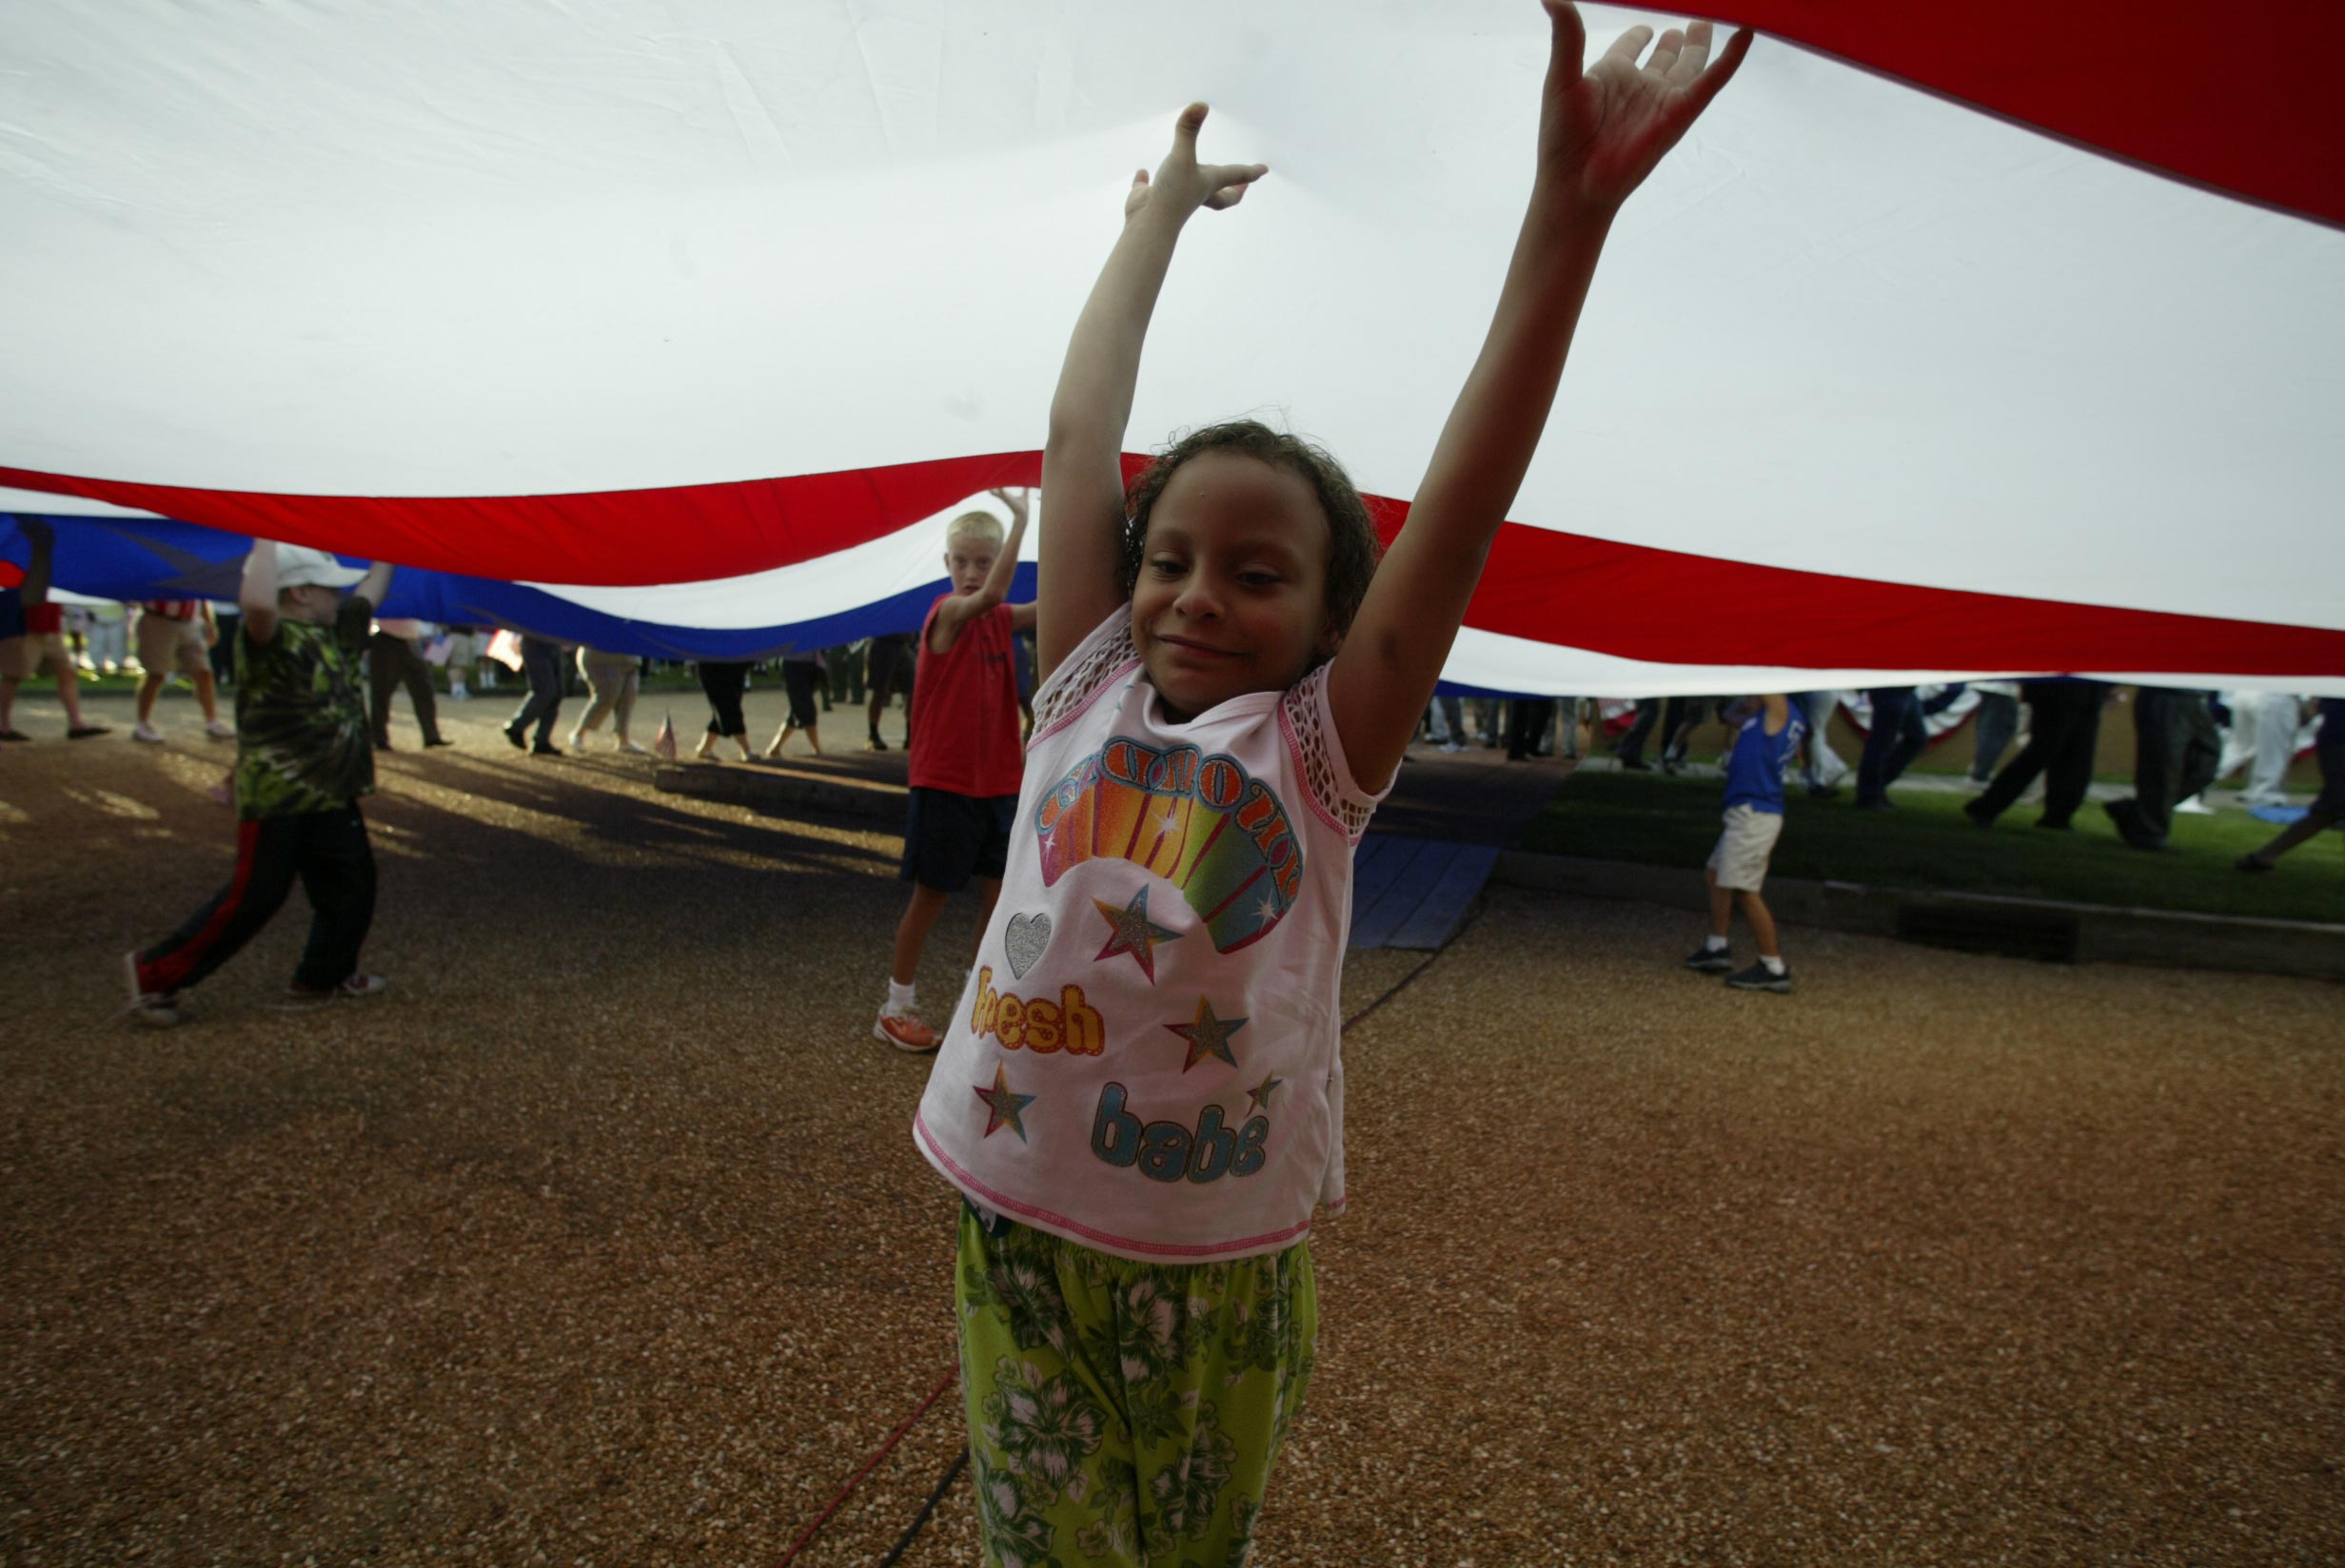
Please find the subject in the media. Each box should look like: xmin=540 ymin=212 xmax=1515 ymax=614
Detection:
xmin=1117 ymin=421 xmax=1386 ymax=654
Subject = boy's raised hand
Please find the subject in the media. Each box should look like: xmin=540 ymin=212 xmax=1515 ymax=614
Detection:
xmin=988 ymin=486 xmax=1033 ymax=529
xmin=1537 ymin=0 xmax=1751 ymax=218
xmin=1124 ymin=104 xmax=1269 ymax=224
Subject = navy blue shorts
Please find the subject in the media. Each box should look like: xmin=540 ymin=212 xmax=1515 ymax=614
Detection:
xmin=900 ymin=787 xmax=1016 ymax=892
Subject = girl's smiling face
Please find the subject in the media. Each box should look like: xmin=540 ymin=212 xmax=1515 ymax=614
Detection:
xmin=1130 ymin=451 xmax=1335 ymax=721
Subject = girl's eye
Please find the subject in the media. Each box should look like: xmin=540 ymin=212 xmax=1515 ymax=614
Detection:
xmin=1149 ymin=559 xmax=1186 ymax=577
xmin=1240 ymin=571 xmax=1282 ymax=588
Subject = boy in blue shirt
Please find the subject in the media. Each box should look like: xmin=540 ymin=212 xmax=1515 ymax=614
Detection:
xmin=1684 ymin=693 xmax=1804 ymax=992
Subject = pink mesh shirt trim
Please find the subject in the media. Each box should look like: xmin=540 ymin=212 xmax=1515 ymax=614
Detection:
xmin=1279 ymin=666 xmax=1377 ymax=842
xmin=1029 ymin=612 xmax=1140 ymax=747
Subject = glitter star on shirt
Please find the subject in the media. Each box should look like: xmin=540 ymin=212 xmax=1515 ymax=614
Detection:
xmin=1094 ymin=885 xmax=1181 ymax=982
xmin=974 ymin=1065 xmax=1036 ymax=1142
xmin=1245 ymin=1073 xmax=1284 ymax=1115
xmin=1167 ymin=997 xmax=1248 ymax=1073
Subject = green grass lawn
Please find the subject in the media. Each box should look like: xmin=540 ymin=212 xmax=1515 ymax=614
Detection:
xmin=1519 ymin=769 xmax=2342 ymax=925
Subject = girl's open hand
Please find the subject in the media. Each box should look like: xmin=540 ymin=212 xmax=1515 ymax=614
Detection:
xmin=1537 ymin=0 xmax=1751 ymax=217
xmin=1123 ymin=103 xmax=1268 ymax=224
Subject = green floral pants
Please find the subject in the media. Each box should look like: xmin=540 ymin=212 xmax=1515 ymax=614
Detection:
xmin=955 ymin=1206 xmax=1317 ymax=1568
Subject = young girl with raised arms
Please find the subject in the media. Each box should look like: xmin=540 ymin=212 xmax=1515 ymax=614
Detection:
xmin=911 ymin=5 xmax=1748 ymax=1560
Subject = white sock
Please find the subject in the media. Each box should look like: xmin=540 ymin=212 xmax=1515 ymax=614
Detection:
xmin=1761 ymin=955 xmax=1786 ymax=975
xmin=1704 ymin=935 xmax=1729 ymax=952
xmin=885 ymin=978 xmax=916 ymax=1015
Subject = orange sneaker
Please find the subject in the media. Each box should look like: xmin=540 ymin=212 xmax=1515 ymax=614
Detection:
xmin=875 ymin=1009 xmax=940 ymax=1053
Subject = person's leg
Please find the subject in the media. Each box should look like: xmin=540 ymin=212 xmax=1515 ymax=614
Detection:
xmin=134 ymin=817 xmax=304 ymax=997
xmin=1969 ymin=725 xmax=2048 ymax=824
xmin=776 ymin=662 xmax=820 ymax=755
xmin=1615 ymin=698 xmax=1660 ymax=766
xmin=2241 ymin=741 xmax=2343 ymax=870
xmin=1970 ymin=691 xmax=2019 ymax=781
xmin=1705 ymin=864 xmax=1733 ymax=939
xmin=133 ymin=613 xmax=174 ymax=733
xmin=526 ymin=640 xmax=564 ymax=747
xmin=890 ymin=883 xmax=952 ymax=987
xmin=1663 ymin=696 xmax=1704 ymax=767
xmin=1738 ymin=889 xmax=1781 ymax=959
xmin=956 ymin=1213 xmax=1139 ymax=1564
xmin=136 ymin=670 xmax=167 ymax=728
xmin=208 ymin=616 xmax=238 ymax=688
xmin=574 ymin=652 xmax=620 ymax=739
xmin=1528 ymin=697 xmax=1558 ymax=756
xmin=1854 ymin=689 xmax=1906 ymax=807
xmin=959 ymin=1208 xmax=1316 ymax=1568
xmin=49 ymin=643 xmax=98 ymax=731
xmin=2038 ymin=686 xmax=2101 ymax=828
xmin=2242 ymin=693 xmax=2301 ymax=805
xmin=2174 ymin=695 xmax=2221 ymax=808
xmin=883 ymin=789 xmax=985 ymax=1046
xmin=717 ymin=664 xmax=752 ymax=755
xmin=865 ymin=639 xmax=898 ymax=747
xmin=1881 ymin=690 xmax=1929 ymax=786
xmin=399 ymin=640 xmax=443 ymax=743
xmin=612 ymin=663 xmax=640 ymax=744
xmin=366 ymin=631 xmax=402 ymax=743
xmin=2241 ymin=804 xmax=2338 ymax=867
xmin=2124 ymin=687 xmax=2182 ymax=841
xmin=288 ymin=805 xmax=378 ymax=990
xmin=2212 ymin=690 xmax=2257 ymax=783
xmin=191 ymin=667 xmax=221 ymax=726
xmin=504 ymin=648 xmax=542 ymax=742
xmin=694 ymin=662 xmax=726 ymax=758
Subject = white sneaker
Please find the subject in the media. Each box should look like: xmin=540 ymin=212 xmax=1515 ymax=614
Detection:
xmin=618 ymin=738 xmax=649 ymax=755
xmin=131 ymin=721 xmax=165 ymax=744
xmin=204 ymin=718 xmax=236 ymax=740
xmin=566 ymin=729 xmax=586 ymax=751
xmin=2175 ymin=794 xmax=2216 ymax=815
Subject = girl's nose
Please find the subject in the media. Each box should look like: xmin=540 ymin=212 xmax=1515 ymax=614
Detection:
xmin=1172 ymin=571 xmax=1222 ymax=621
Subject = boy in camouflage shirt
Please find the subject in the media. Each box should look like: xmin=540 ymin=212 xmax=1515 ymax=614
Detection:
xmin=125 ymin=542 xmax=395 ymax=1027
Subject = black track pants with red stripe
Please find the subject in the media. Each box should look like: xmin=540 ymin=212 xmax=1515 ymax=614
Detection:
xmin=137 ymin=805 xmax=376 ymax=996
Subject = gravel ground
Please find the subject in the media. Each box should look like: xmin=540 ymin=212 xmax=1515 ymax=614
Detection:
xmin=2 ymin=689 xmax=2339 ymax=1566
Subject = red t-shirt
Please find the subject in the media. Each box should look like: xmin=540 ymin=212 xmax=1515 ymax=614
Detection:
xmin=24 ymin=601 xmax=63 ymax=635
xmin=907 ymin=598 xmax=1024 ymax=798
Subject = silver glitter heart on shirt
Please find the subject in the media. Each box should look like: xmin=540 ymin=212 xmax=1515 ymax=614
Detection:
xmin=1004 ymin=912 xmax=1052 ymax=979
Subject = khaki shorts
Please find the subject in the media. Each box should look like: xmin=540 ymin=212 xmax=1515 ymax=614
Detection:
xmin=137 ymin=612 xmax=209 ymax=677
xmin=1706 ymin=803 xmax=1784 ymax=892
xmin=0 ymin=632 xmax=74 ymax=682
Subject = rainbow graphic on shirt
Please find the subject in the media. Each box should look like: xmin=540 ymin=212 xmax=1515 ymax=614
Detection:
xmin=1034 ymin=736 xmax=1303 ymax=952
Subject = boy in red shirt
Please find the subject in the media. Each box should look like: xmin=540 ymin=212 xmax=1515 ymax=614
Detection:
xmin=876 ymin=489 xmax=1034 ymax=1051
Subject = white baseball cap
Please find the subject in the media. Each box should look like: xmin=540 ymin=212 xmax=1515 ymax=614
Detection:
xmin=274 ymin=543 xmax=366 ymax=591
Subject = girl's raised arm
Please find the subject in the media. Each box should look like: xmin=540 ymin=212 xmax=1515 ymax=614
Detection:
xmin=1037 ymin=105 xmax=1266 ymax=683
xmin=1327 ymin=1 xmax=1749 ymax=788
